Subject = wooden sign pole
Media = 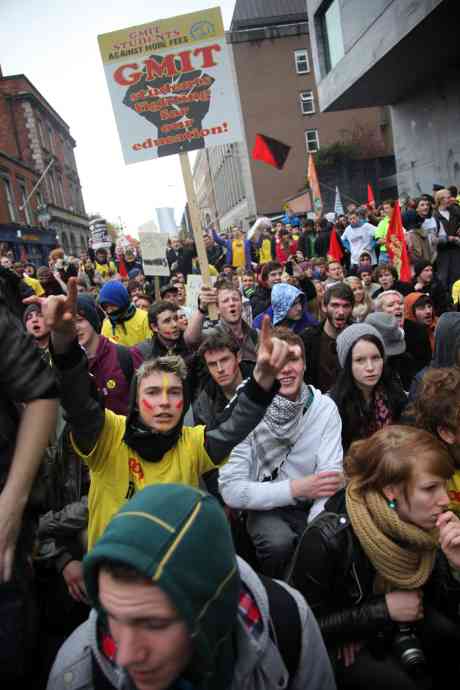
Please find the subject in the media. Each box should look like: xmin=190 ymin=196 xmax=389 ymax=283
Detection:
xmin=179 ymin=151 xmax=218 ymax=321
xmin=154 ymin=276 xmax=161 ymax=302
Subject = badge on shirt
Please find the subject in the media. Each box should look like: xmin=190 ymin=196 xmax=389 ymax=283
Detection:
xmin=106 ymin=379 xmax=117 ymax=389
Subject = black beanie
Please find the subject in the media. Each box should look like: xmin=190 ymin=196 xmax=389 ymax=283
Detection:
xmin=413 ymin=259 xmax=432 ymax=278
xmin=77 ymin=294 xmax=102 ymax=333
xmin=23 ymin=303 xmax=41 ymax=325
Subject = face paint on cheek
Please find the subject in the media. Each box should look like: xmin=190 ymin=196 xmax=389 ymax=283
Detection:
xmin=141 ymin=398 xmax=154 ymax=412
xmin=175 ymin=400 xmax=183 ymax=411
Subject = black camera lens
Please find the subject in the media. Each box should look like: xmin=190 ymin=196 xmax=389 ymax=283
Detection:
xmin=392 ymin=625 xmax=426 ymax=672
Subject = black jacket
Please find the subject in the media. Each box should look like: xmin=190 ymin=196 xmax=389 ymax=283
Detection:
xmin=135 ymin=334 xmax=201 ymax=398
xmin=403 ymin=319 xmax=432 ymax=373
xmin=412 ymin=278 xmax=451 ymax=316
xmin=250 ymin=285 xmax=271 ymax=318
xmin=192 ymin=361 xmax=255 ymax=428
xmin=289 ymin=490 xmax=460 ymax=650
xmin=0 ymin=298 xmax=57 ymax=473
xmin=372 ymin=280 xmax=413 ymax=298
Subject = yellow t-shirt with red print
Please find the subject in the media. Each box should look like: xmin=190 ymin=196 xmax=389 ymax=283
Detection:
xmin=71 ymin=410 xmax=218 ymax=550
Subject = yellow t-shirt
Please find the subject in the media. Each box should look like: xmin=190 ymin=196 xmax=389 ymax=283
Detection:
xmin=232 ymin=239 xmax=245 ymax=268
xmin=23 ymin=274 xmax=44 ymax=296
xmin=101 ymin=307 xmax=151 ymax=347
xmin=71 ymin=410 xmax=217 ymax=550
xmin=448 ymin=471 xmax=460 ymax=516
xmin=259 ymin=238 xmax=273 ymax=264
xmin=95 ymin=261 xmax=117 ymax=280
xmin=452 ymin=280 xmax=460 ymax=306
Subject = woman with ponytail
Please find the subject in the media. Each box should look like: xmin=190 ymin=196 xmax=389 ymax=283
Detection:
xmin=289 ymin=425 xmax=460 ymax=689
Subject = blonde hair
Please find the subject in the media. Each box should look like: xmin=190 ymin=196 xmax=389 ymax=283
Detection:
xmin=136 ymin=355 xmax=187 ymax=389
xmin=344 ymin=276 xmax=373 ymax=322
xmin=435 ymin=188 xmax=450 ymax=208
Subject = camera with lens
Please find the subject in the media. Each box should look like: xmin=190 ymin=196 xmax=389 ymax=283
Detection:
xmin=392 ymin=625 xmax=426 ymax=674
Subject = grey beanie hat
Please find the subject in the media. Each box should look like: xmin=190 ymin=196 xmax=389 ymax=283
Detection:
xmin=336 ymin=323 xmax=385 ymax=368
xmin=365 ymin=312 xmax=406 ymax=356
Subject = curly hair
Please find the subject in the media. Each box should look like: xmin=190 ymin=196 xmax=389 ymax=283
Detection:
xmin=413 ymin=367 xmax=460 ymax=435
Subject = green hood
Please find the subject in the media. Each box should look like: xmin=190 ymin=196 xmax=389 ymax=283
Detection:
xmin=84 ymin=484 xmax=239 ymax=690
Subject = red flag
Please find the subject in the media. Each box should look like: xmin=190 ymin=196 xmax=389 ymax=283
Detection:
xmin=367 ymin=183 xmax=375 ymax=208
xmin=118 ymin=254 xmax=128 ymax=278
xmin=386 ymin=201 xmax=411 ymax=282
xmin=327 ymin=228 xmax=344 ymax=263
xmin=252 ymin=134 xmax=291 ymax=170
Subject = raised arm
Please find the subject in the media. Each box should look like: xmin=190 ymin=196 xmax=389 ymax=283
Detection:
xmin=0 ymin=304 xmax=58 ymax=581
xmin=25 ymin=278 xmax=105 ymax=455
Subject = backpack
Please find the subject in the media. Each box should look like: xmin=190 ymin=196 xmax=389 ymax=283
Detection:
xmin=261 ymin=575 xmax=302 ymax=683
xmin=115 ymin=344 xmax=134 ymax=384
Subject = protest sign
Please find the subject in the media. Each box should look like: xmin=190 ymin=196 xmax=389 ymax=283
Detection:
xmin=186 ymin=273 xmax=216 ymax=311
xmin=98 ymin=7 xmax=243 ymax=164
xmin=138 ymin=231 xmax=170 ymax=276
xmin=89 ymin=217 xmax=112 ymax=249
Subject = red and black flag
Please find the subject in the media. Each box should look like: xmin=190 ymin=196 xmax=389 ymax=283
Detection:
xmin=252 ymin=134 xmax=291 ymax=170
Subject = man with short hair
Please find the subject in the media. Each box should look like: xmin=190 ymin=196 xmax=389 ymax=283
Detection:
xmin=403 ymin=292 xmax=435 ymax=371
xmin=193 ymin=331 xmax=254 ymax=429
xmin=341 ymin=211 xmax=377 ymax=268
xmin=23 ymin=302 xmax=50 ymax=351
xmin=250 ymin=260 xmax=283 ymax=317
xmin=47 ymin=484 xmax=336 ymax=690
xmin=300 ymin=283 xmax=354 ymax=392
xmin=219 ymin=328 xmax=343 ymax=577
xmin=412 ymin=258 xmax=450 ymax=315
xmin=357 ymin=264 xmax=380 ymax=297
xmin=372 ymin=264 xmax=412 ymax=298
xmin=323 ymin=260 xmax=344 ymax=287
xmin=43 ymin=279 xmax=298 ymax=551
xmin=374 ymin=199 xmax=394 ymax=262
xmin=186 ymin=282 xmax=259 ymax=363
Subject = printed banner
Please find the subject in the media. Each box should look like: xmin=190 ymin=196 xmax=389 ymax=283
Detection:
xmin=89 ymin=218 xmax=112 ymax=249
xmin=98 ymin=7 xmax=243 ymax=164
xmin=138 ymin=231 xmax=170 ymax=276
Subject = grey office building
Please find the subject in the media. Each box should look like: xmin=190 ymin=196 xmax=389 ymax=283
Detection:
xmin=306 ymin=0 xmax=460 ymax=196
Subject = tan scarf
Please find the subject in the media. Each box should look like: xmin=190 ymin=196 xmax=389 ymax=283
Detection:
xmin=345 ymin=480 xmax=438 ymax=592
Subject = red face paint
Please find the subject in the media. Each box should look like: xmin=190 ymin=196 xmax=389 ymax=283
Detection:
xmin=175 ymin=400 xmax=183 ymax=410
xmin=141 ymin=398 xmax=154 ymax=411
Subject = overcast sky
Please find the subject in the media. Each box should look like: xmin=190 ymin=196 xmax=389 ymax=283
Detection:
xmin=0 ymin=0 xmax=237 ymax=234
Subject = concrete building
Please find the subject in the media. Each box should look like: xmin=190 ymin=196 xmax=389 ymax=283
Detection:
xmin=306 ymin=0 xmax=460 ymax=197
xmin=193 ymin=0 xmax=393 ymax=229
xmin=0 ymin=66 xmax=88 ymax=263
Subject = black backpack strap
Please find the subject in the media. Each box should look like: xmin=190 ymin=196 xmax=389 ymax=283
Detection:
xmin=261 ymin=575 xmax=301 ymax=684
xmin=91 ymin=652 xmax=116 ymax=690
xmin=116 ymin=344 xmax=135 ymax=384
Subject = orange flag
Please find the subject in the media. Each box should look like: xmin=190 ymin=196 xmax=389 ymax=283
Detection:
xmin=386 ymin=201 xmax=411 ymax=282
xmin=307 ymin=154 xmax=322 ymax=214
xmin=367 ymin=183 xmax=375 ymax=208
xmin=327 ymin=229 xmax=344 ymax=263
xmin=118 ymin=254 xmax=128 ymax=278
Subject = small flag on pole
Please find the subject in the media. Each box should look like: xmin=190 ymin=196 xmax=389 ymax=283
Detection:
xmin=386 ymin=201 xmax=411 ymax=282
xmin=307 ymin=154 xmax=322 ymax=213
xmin=334 ymin=185 xmax=344 ymax=216
xmin=118 ymin=255 xmax=128 ymax=278
xmin=367 ymin=183 xmax=375 ymax=208
xmin=327 ymin=229 xmax=344 ymax=263
xmin=252 ymin=134 xmax=291 ymax=170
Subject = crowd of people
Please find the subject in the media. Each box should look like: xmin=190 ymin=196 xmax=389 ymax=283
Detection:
xmin=2 ymin=184 xmax=460 ymax=690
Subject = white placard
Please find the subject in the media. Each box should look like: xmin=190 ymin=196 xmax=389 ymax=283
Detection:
xmin=138 ymin=231 xmax=170 ymax=276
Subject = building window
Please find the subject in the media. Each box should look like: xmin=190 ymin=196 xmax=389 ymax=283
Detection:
xmin=300 ymin=91 xmax=315 ymax=115
xmin=47 ymin=124 xmax=55 ymax=154
xmin=0 ymin=174 xmax=17 ymax=221
xmin=36 ymin=117 xmax=45 ymax=147
xmin=323 ymin=0 xmax=345 ymax=71
xmin=294 ymin=49 xmax=310 ymax=74
xmin=18 ymin=180 xmax=32 ymax=224
xmin=305 ymin=129 xmax=320 ymax=153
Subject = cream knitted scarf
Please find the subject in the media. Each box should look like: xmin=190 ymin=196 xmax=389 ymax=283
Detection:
xmin=345 ymin=480 xmax=438 ymax=592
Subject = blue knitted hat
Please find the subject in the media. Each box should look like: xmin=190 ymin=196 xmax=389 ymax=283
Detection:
xmin=98 ymin=280 xmax=130 ymax=309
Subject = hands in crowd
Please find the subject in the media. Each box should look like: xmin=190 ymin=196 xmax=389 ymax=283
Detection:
xmin=291 ymin=471 xmax=344 ymax=501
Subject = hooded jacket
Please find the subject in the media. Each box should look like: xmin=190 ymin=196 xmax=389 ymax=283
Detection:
xmin=253 ymin=284 xmax=318 ymax=333
xmin=47 ymin=484 xmax=335 ymax=690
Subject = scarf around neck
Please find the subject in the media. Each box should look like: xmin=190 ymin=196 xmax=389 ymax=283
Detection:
xmin=107 ymin=303 xmax=136 ymax=335
xmin=346 ymin=480 xmax=438 ymax=592
xmin=252 ymin=384 xmax=313 ymax=480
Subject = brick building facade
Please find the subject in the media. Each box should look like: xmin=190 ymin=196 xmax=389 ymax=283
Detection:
xmin=0 ymin=66 xmax=88 ymax=264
